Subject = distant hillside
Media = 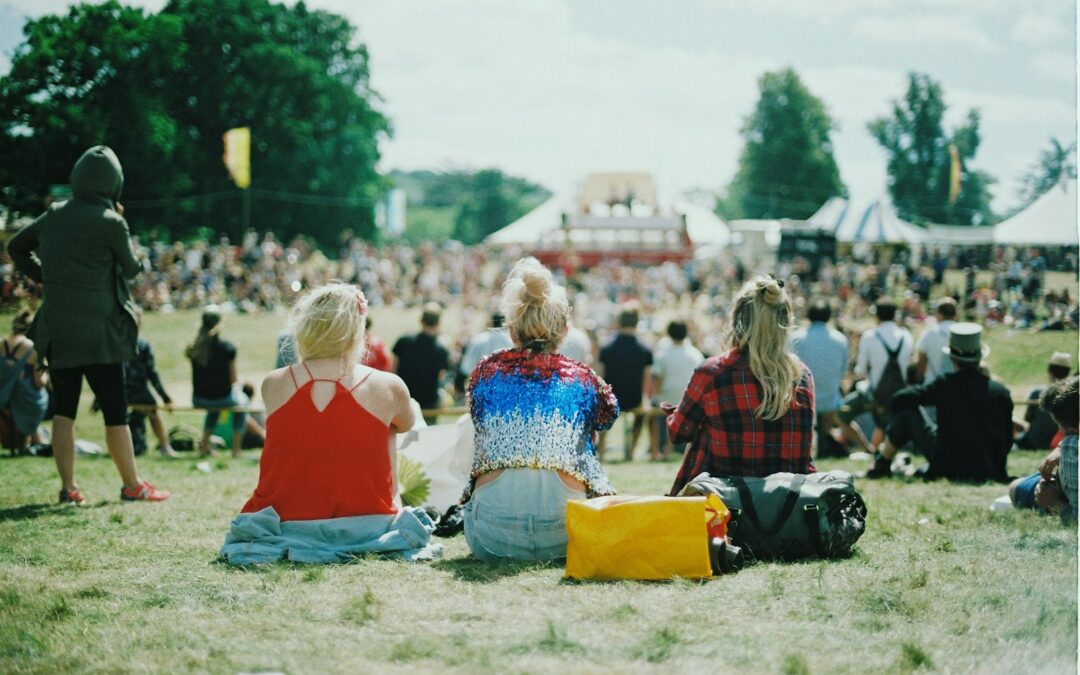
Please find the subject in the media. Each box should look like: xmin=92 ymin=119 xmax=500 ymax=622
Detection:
xmin=388 ymin=169 xmax=550 ymax=244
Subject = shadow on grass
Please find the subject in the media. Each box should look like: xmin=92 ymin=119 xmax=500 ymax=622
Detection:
xmin=432 ymin=556 xmax=560 ymax=582
xmin=0 ymin=502 xmax=108 ymax=522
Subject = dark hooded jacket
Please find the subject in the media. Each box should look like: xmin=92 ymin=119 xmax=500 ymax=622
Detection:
xmin=7 ymin=146 xmax=141 ymax=368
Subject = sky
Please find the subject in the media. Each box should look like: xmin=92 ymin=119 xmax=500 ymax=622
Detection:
xmin=0 ymin=0 xmax=1076 ymax=215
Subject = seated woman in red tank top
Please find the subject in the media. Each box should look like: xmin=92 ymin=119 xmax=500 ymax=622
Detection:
xmin=241 ymin=282 xmax=416 ymax=521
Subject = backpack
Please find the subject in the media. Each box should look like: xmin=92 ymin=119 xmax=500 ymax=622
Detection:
xmin=679 ymin=471 xmax=867 ymax=560
xmin=871 ymin=332 xmax=906 ymax=410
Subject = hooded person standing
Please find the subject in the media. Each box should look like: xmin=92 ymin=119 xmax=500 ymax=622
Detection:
xmin=7 ymin=146 xmax=169 ymax=505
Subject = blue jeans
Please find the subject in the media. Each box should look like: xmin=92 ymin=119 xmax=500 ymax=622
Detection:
xmin=193 ymin=389 xmax=247 ymax=434
xmin=463 ymin=468 xmax=586 ymax=562
xmin=1011 ymin=473 xmax=1042 ymax=510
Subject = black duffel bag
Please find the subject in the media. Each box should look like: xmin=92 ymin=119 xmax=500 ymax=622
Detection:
xmin=679 ymin=470 xmax=867 ymax=560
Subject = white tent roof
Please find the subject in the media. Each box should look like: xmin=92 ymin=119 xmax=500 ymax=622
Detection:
xmin=675 ymin=200 xmax=730 ymax=247
xmin=994 ymin=179 xmax=1078 ymax=246
xmin=808 ymin=197 xmax=927 ymax=244
xmin=485 ymin=195 xmax=569 ymax=245
xmin=485 ymin=196 xmax=730 ymax=248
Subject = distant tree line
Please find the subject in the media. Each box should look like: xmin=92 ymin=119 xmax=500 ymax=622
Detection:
xmin=389 ymin=168 xmax=550 ymax=245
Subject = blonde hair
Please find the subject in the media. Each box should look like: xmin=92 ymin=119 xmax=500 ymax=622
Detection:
xmin=728 ymin=276 xmax=801 ymax=421
xmin=501 ymin=257 xmax=569 ymax=353
xmin=289 ymin=281 xmax=367 ymax=362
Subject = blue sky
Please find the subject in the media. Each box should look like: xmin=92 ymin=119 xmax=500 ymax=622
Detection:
xmin=1 ymin=0 xmax=1075 ymax=215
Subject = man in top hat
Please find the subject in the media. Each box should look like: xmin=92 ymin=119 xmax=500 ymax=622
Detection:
xmin=1014 ymin=351 xmax=1073 ymax=450
xmin=865 ymin=322 xmax=1013 ymax=482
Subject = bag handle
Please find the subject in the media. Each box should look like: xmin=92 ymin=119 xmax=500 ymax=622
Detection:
xmin=731 ymin=474 xmax=806 ymax=536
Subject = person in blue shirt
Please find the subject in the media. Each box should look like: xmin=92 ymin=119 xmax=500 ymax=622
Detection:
xmin=790 ymin=300 xmax=872 ymax=457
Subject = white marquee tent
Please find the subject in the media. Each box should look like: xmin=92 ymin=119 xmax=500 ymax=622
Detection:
xmin=808 ymin=197 xmax=927 ymax=244
xmin=484 ymin=196 xmax=730 ymax=248
xmin=994 ymin=179 xmax=1078 ymax=246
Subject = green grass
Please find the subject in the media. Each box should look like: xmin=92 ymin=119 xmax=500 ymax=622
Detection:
xmin=0 ymin=451 xmax=1075 ymax=673
xmin=0 ymin=309 xmax=1076 ymax=672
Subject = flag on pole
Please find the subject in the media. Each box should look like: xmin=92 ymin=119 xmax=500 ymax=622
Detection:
xmin=223 ymin=127 xmax=251 ymax=189
xmin=947 ymin=143 xmax=961 ymax=205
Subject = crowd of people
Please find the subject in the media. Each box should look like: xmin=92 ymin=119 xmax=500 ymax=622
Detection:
xmin=1 ymin=145 xmax=1077 ymax=566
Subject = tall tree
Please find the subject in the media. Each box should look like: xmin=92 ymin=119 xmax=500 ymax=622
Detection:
xmin=1018 ymin=138 xmax=1076 ymax=208
xmin=0 ymin=0 xmax=389 ymax=244
xmin=868 ymin=73 xmax=994 ymax=225
xmin=720 ymin=68 xmax=845 ymax=220
xmin=0 ymin=2 xmax=187 ymax=217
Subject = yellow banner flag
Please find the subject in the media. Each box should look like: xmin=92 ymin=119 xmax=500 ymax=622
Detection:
xmin=223 ymin=127 xmax=251 ymax=189
xmin=948 ymin=143 xmax=961 ymax=205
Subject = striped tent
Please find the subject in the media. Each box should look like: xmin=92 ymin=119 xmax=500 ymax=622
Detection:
xmin=808 ymin=197 xmax=927 ymax=244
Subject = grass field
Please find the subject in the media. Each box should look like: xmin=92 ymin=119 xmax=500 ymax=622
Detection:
xmin=0 ymin=308 xmax=1077 ymax=673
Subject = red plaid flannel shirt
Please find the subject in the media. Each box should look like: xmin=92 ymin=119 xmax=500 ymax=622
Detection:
xmin=667 ymin=348 xmax=816 ymax=495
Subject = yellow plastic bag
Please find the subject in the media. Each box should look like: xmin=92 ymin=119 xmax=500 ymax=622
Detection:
xmin=565 ymin=494 xmax=728 ymax=581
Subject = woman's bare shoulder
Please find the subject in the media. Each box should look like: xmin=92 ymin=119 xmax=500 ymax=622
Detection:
xmin=262 ymin=366 xmax=298 ymax=412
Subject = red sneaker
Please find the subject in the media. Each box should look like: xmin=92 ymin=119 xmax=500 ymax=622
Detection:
xmin=58 ymin=487 xmax=86 ymax=506
xmin=120 ymin=480 xmax=170 ymax=502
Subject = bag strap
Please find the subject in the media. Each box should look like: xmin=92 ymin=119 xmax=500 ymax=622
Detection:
xmin=803 ymin=503 xmax=827 ymax=557
xmin=731 ymin=474 xmax=806 ymax=536
xmin=874 ymin=331 xmax=903 ymax=358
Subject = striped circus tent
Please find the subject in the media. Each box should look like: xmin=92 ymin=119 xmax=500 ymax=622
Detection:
xmin=808 ymin=197 xmax=927 ymax=244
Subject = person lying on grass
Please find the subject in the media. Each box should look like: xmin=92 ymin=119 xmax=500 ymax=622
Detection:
xmin=462 ymin=257 xmax=619 ymax=562
xmin=221 ymin=282 xmax=437 ymax=564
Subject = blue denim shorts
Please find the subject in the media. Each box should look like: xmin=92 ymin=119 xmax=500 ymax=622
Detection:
xmin=193 ymin=389 xmax=248 ymax=433
xmin=463 ymin=468 xmax=586 ymax=562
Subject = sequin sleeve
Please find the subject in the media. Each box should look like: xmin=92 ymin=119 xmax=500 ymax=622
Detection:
xmin=592 ymin=371 xmax=619 ymax=432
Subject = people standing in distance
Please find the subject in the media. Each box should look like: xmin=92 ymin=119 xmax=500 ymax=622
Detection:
xmin=598 ymin=303 xmax=654 ymax=461
xmin=394 ymin=302 xmax=450 ymax=425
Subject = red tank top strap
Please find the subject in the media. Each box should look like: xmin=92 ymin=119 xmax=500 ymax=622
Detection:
xmin=348 ymin=366 xmax=376 ymax=392
xmin=287 ymin=364 xmax=299 ymax=388
xmin=301 ymin=361 xmax=314 ymax=380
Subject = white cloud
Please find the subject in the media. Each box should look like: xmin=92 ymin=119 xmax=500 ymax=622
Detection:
xmin=1030 ymin=51 xmax=1076 ymax=83
xmin=851 ymin=15 xmax=998 ymax=53
xmin=1012 ymin=9 xmax=1072 ymax=45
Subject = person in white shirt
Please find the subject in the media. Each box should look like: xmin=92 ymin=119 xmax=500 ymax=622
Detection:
xmin=838 ymin=300 xmax=914 ymax=446
xmin=460 ymin=312 xmax=514 ymax=382
xmin=651 ymin=320 xmax=704 ymax=460
xmin=915 ymin=297 xmax=957 ymax=385
xmin=558 ymin=324 xmax=594 ymax=366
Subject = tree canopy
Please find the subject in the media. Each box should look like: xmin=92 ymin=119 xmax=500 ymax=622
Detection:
xmin=868 ymin=73 xmax=994 ymax=226
xmin=719 ymin=68 xmax=845 ymax=221
xmin=1017 ymin=138 xmax=1076 ymax=209
xmin=0 ymin=0 xmax=389 ymax=244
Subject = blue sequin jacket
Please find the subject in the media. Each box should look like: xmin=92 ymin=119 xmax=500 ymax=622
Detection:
xmin=462 ymin=348 xmax=619 ymax=502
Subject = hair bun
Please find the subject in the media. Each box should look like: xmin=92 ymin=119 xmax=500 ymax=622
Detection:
xmin=760 ymin=279 xmax=782 ymax=305
xmin=521 ymin=269 xmax=550 ymax=306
